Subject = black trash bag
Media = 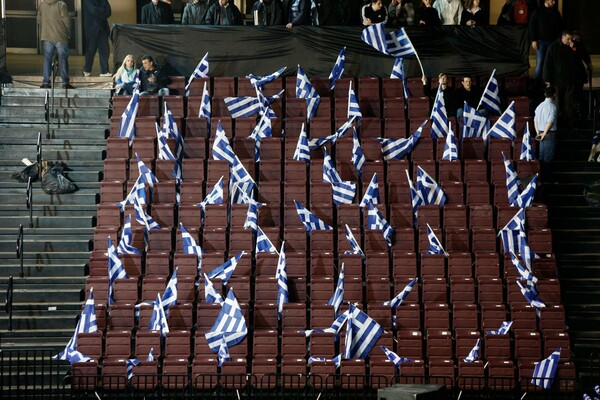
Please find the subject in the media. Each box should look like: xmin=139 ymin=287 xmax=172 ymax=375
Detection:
xmin=12 ymin=163 xmax=40 ymax=183
xmin=41 ymin=163 xmax=77 ymax=194
xmin=584 ymin=182 xmax=600 ymax=207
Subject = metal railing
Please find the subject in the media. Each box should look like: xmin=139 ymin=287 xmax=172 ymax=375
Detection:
xmin=4 ymin=276 xmax=13 ymax=331
xmin=15 ymin=224 xmax=23 ymax=278
xmin=44 ymin=91 xmax=50 ymax=139
xmin=36 ymin=131 xmax=42 ymax=184
xmin=25 ymin=177 xmax=32 ymax=229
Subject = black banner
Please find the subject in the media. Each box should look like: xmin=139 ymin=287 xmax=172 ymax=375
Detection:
xmin=111 ymin=24 xmax=529 ymax=79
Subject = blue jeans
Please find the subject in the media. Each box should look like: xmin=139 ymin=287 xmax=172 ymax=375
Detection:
xmin=538 ymin=131 xmax=556 ymax=163
xmin=533 ymin=40 xmax=551 ymax=84
xmin=42 ymin=40 xmax=70 ymax=85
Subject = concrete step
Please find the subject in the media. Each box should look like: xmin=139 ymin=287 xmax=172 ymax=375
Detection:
xmin=0 ymin=181 xmax=100 ymax=191
xmin=0 ymin=263 xmax=87 ymax=278
xmin=0 ymin=145 xmax=104 ymax=161
xmin=0 ymin=169 xmax=101 ymax=183
xmin=0 ymin=239 xmax=92 ymax=253
xmin=0 ymin=126 xmax=108 ymax=140
xmin=0 ymin=312 xmax=83 ymax=331
xmin=0 ymin=188 xmax=99 ymax=205
xmin=0 ymin=121 xmax=108 ymax=129
xmin=0 ymin=329 xmax=75 ymax=351
xmin=0 ymin=251 xmax=91 ymax=260
xmin=0 ymin=204 xmax=97 ymax=217
xmin=0 ymin=106 xmax=110 ymax=122
xmin=0 ymin=216 xmax=94 ymax=229
xmin=2 ymin=96 xmax=110 ymax=108
xmin=2 ymin=86 xmax=112 ymax=99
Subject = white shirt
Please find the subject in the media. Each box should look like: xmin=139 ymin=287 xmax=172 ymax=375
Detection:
xmin=534 ymin=97 xmax=557 ymax=133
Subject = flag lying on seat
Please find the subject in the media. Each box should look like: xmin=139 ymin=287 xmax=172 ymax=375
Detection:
xmin=503 ymin=152 xmax=521 ymax=206
xmin=161 ymin=268 xmax=178 ymax=315
xmin=276 ymin=242 xmax=288 ymax=319
xmin=308 ymin=354 xmax=342 ymax=369
xmin=205 ymin=288 xmax=248 ymax=353
xmin=348 ymin=81 xmax=362 ymax=119
xmin=425 ymin=223 xmax=448 ymax=256
xmin=531 ymin=348 xmax=561 ymax=390
xmin=360 ymin=173 xmax=380 ymax=207
xmin=327 ymin=263 xmax=344 ymax=316
xmin=485 ymin=320 xmax=513 ymax=335
xmin=380 ymin=346 xmax=412 ymax=367
xmin=117 ymin=88 xmax=139 ymax=143
xmin=461 ymin=101 xmax=487 ymax=138
xmin=463 ymin=338 xmax=481 ymax=362
xmin=294 ymin=200 xmax=333 ymax=233
xmin=376 ymin=119 xmax=424 ymax=160
xmin=417 ymin=166 xmax=446 ymax=206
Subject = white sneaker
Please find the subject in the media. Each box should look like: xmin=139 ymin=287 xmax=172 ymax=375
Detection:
xmin=99 ymin=72 xmax=112 ymax=77
xmin=83 ymin=71 xmax=91 ymax=77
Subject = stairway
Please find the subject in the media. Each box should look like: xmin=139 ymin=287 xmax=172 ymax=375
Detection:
xmin=0 ymin=86 xmax=110 ymax=355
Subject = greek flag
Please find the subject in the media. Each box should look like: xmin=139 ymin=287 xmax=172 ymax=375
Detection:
xmin=381 ymin=346 xmax=412 ymax=367
xmin=430 ymin=85 xmax=449 ymax=140
xmin=249 ymin=112 xmax=272 ymax=162
xmin=425 ymin=223 xmax=448 ymax=256
xmin=442 ymin=123 xmax=458 ymax=161
xmin=461 ymin=101 xmax=487 ymax=138
xmin=207 ymin=251 xmax=244 ymax=284
xmin=247 ymin=66 xmax=286 ymax=88
xmin=478 ymin=69 xmax=502 ymax=115
xmin=406 ymin=169 xmax=424 ymax=224
xmin=360 ymin=173 xmax=380 ymax=207
xmin=179 ymin=222 xmax=203 ymax=275
xmin=376 ymin=119 xmax=424 ymax=160
xmin=293 ymin=123 xmax=310 ymax=162
xmin=390 ymin=58 xmax=411 ymax=98
xmin=162 ymin=102 xmax=182 ymax=155
xmin=308 ymin=354 xmax=342 ymax=369
xmin=343 ymin=303 xmax=384 ymax=359
xmin=127 ymin=358 xmax=140 ymax=380
xmin=327 ymin=264 xmax=345 ymax=316
xmin=417 ymin=166 xmax=446 ymax=206
xmin=294 ymin=200 xmax=333 ymax=233
xmin=108 ymin=237 xmax=128 ymax=306
xmin=515 ymin=174 xmax=538 ymax=208
xmin=517 ymin=280 xmax=546 ymax=309
xmin=520 ymin=122 xmax=536 ymax=161
xmin=185 ymin=52 xmax=209 ymax=97
xmin=133 ymin=197 xmax=160 ymax=232
xmin=118 ymin=155 xmax=158 ymax=210
xmin=367 ymin=200 xmax=393 ymax=246
xmin=504 ymin=152 xmax=521 ymax=206
xmin=485 ymin=101 xmax=516 ymax=141
xmin=361 ymin=25 xmax=417 ymax=58
xmin=320 ymin=145 xmax=337 ymax=184
xmin=531 ymin=348 xmax=561 ymax=390
xmin=199 ymin=176 xmax=224 ymax=212
xmin=54 ymin=289 xmax=97 ymax=362
xmin=243 ymin=197 xmax=263 ymax=232
xmin=205 ymin=288 xmax=248 ymax=352
xmin=296 ymin=65 xmax=321 ymax=119
xmin=303 ymin=309 xmax=350 ymax=337
xmin=204 ymin=273 xmax=224 ymax=304
xmin=463 ymin=338 xmax=481 ymax=363
xmin=309 ymin=117 xmax=356 ymax=150
xmin=117 ymin=88 xmax=139 ymax=143
xmin=276 ymin=241 xmax=288 ymax=319
xmin=254 ymin=84 xmax=281 ymax=119
xmin=509 ymin=251 xmax=538 ymax=286
xmin=212 ymin=121 xmax=236 ymax=162
xmin=344 ymin=224 xmax=364 ymax=256
xmin=485 ymin=320 xmax=513 ymax=335
xmin=256 ymin=225 xmax=278 ymax=253
xmin=329 ymin=47 xmax=345 ymax=90
xmin=229 ymin=162 xmax=256 ymax=205
xmin=118 ymin=214 xmax=141 ymax=255
xmin=224 ymin=96 xmax=261 ymax=118
xmin=351 ymin=127 xmax=365 ymax=177
xmin=384 ymin=277 xmax=417 ymax=309
xmin=157 ymin=133 xmax=176 ymax=162
xmin=217 ymin=341 xmax=231 ymax=367
xmin=199 ymin=80 xmax=211 ymax=118
xmin=498 ymin=208 xmax=525 ymax=254
xmin=348 ymin=81 xmax=362 ymax=119
xmin=519 ymin=223 xmax=539 ymax=270
xmin=148 ymin=293 xmax=169 ymax=337
xmin=161 ymin=269 xmax=178 ymax=315
xmin=323 ymin=148 xmax=356 ymax=205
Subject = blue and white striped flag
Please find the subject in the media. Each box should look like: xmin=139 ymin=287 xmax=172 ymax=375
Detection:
xmin=309 ymin=117 xmax=356 ymax=150
xmin=442 ymin=123 xmax=458 ymax=161
xmin=361 ymin=25 xmax=417 ymax=58
xmin=390 ymin=58 xmax=411 ymax=98
xmin=247 ymin=66 xmax=286 ymax=88
xmin=204 ymin=273 xmax=224 ymax=305
xmin=532 ymin=348 xmax=561 ymax=390
xmin=248 ymin=112 xmax=272 ymax=162
xmin=329 ymin=47 xmax=345 ymax=90
xmin=54 ymin=289 xmax=97 ymax=361
xmin=515 ymin=174 xmax=538 ymax=208
xmin=133 ymin=197 xmax=160 ymax=232
xmin=224 ymin=96 xmax=261 ymax=118
xmin=118 ymin=214 xmax=142 ymax=255
xmin=498 ymin=208 xmax=525 ymax=254
xmin=384 ymin=277 xmax=417 ymax=309
xmin=348 ymin=81 xmax=362 ymax=119
xmin=478 ymin=69 xmax=502 ymax=115
xmin=212 ymin=121 xmax=236 ymax=163
xmin=519 ymin=221 xmax=539 ymax=270
xmin=430 ymin=85 xmax=449 ymax=140
xmin=417 ymin=166 xmax=447 ymax=206
xmin=509 ymin=251 xmax=538 ymax=284
xmin=148 ymin=293 xmax=169 ymax=337
xmin=376 ymin=119 xmax=424 ymax=160
xmin=229 ymin=162 xmax=256 ymax=204
xmin=351 ymin=127 xmax=365 ymax=177
xmin=217 ymin=341 xmax=231 ymax=367
xmin=127 ymin=358 xmax=140 ymax=379
xmin=294 ymin=200 xmax=333 ymax=233
xmin=485 ymin=101 xmax=516 ymax=141
xmin=504 ymin=152 xmax=521 ymax=206
xmin=594 ymin=384 xmax=600 ymax=395
xmin=367 ymin=200 xmax=393 ymax=246
xmin=243 ymin=197 xmax=263 ymax=232
xmin=323 ymin=148 xmax=356 ymax=205
xmin=461 ymin=101 xmax=487 ymax=138
xmin=108 ymin=237 xmax=128 ymax=306
xmin=254 ymin=84 xmax=281 ymax=119
xmin=303 ymin=309 xmax=350 ymax=337
xmin=485 ymin=320 xmax=513 ymax=335
xmin=327 ymin=263 xmax=345 ymax=316
xmin=308 ymin=354 xmax=342 ymax=369
xmin=161 ymin=269 xmax=178 ymax=315
xmin=360 ymin=173 xmax=380 ymax=207
xmin=136 ymin=154 xmax=158 ymax=189
xmin=199 ymin=176 xmax=224 ymax=212
xmin=198 ymin=80 xmax=211 ymax=118
xmin=425 ymin=223 xmax=448 ymax=256
xmin=205 ymin=288 xmax=248 ymax=352
xmin=406 ymin=169 xmax=424 ymax=225
xmin=117 ymin=88 xmax=139 ymax=143
xmin=463 ymin=338 xmax=481 ymax=362
xmin=293 ymin=123 xmax=310 ymax=162
xmin=520 ymin=122 xmax=536 ymax=161
xmin=179 ymin=222 xmax=203 ymax=275
xmin=162 ymin=102 xmax=182 ymax=155
xmin=381 ymin=346 xmax=412 ymax=367
xmin=207 ymin=251 xmax=244 ymax=284
xmin=517 ymin=280 xmax=546 ymax=309
xmin=296 ymin=65 xmax=321 ymax=119
xmin=344 ymin=224 xmax=364 ymax=256
xmin=185 ymin=52 xmax=209 ymax=97
xmin=344 ymin=303 xmax=384 ymax=359
xmin=276 ymin=241 xmax=288 ymax=319
xmin=256 ymin=225 xmax=278 ymax=253
xmin=118 ymin=155 xmax=158 ymax=210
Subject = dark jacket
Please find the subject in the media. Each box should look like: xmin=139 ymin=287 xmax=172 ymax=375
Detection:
xmin=455 ymin=86 xmax=482 ymax=109
xmin=252 ymin=0 xmax=283 ymax=26
xmin=543 ymin=39 xmax=579 ymax=86
xmin=528 ymin=4 xmax=562 ymax=43
xmin=83 ymin=0 xmax=111 ymax=34
xmin=287 ymin=0 xmax=311 ymax=26
xmin=138 ymin=66 xmax=169 ymax=94
xmin=460 ymin=8 xmax=486 ymax=26
xmin=182 ymin=0 xmax=213 ymax=24
xmin=424 ymin=83 xmax=457 ymax=115
xmin=416 ymin=6 xmax=441 ymax=26
xmin=205 ymin=2 xmax=243 ymax=25
xmin=141 ymin=1 xmax=175 ymax=24
xmin=361 ymin=4 xmax=388 ymax=25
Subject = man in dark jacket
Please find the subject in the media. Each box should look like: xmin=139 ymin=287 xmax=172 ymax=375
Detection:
xmin=252 ymin=0 xmax=283 ymax=26
xmin=529 ymin=0 xmax=562 ymax=88
xmin=83 ymin=0 xmax=111 ymax=77
xmin=138 ymin=55 xmax=170 ymax=96
xmin=182 ymin=0 xmax=213 ymax=24
xmin=37 ymin=0 xmax=73 ymax=89
xmin=286 ymin=0 xmax=310 ymax=28
xmin=205 ymin=0 xmax=243 ymax=25
xmin=141 ymin=0 xmax=175 ymax=24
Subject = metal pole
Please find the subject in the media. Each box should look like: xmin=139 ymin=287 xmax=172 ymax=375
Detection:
xmin=6 ymin=276 xmax=13 ymax=331
xmin=17 ymin=224 xmax=23 ymax=278
xmin=1 ymin=0 xmax=4 ymax=20
xmin=26 ymin=177 xmax=33 ymax=229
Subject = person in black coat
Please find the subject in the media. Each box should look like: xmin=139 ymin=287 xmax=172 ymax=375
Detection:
xmin=286 ymin=0 xmax=311 ymax=28
xmin=141 ymin=0 xmax=175 ymax=24
xmin=205 ymin=0 xmax=244 ymax=25
xmin=252 ymin=0 xmax=283 ymax=25
xmin=460 ymin=0 xmax=486 ymax=27
xmin=416 ymin=0 xmax=441 ymax=27
xmin=83 ymin=0 xmax=111 ymax=76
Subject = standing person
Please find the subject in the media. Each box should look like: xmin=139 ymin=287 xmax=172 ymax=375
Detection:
xmin=388 ymin=0 xmax=415 ymax=27
xmin=460 ymin=0 xmax=486 ymax=27
xmin=528 ymin=0 xmax=562 ymax=89
xmin=113 ymin=55 xmax=139 ymax=95
xmin=534 ymin=86 xmax=557 ymax=164
xmin=138 ymin=55 xmax=170 ymax=96
xmin=570 ymin=31 xmax=593 ymax=119
xmin=182 ymin=0 xmax=213 ymax=24
xmin=37 ymin=0 xmax=73 ymax=89
xmin=433 ymin=0 xmax=463 ymax=25
xmin=286 ymin=0 xmax=311 ymax=28
xmin=252 ymin=0 xmax=283 ymax=26
xmin=361 ymin=0 xmax=388 ymax=27
xmin=141 ymin=0 xmax=175 ymax=24
xmin=83 ymin=0 xmax=112 ymax=77
xmin=416 ymin=0 xmax=441 ymax=26
xmin=205 ymin=0 xmax=243 ymax=25
xmin=496 ymin=0 xmax=514 ymax=25
xmin=543 ymin=30 xmax=578 ymax=128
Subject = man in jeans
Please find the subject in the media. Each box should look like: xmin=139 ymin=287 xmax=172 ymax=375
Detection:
xmin=534 ymin=86 xmax=557 ymax=164
xmin=37 ymin=0 xmax=73 ymax=89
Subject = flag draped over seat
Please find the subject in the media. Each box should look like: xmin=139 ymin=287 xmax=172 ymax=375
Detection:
xmin=485 ymin=320 xmax=513 ymax=335
xmin=498 ymin=208 xmax=525 ymax=255
xmin=366 ymin=200 xmax=393 ymax=246
xmin=514 ymin=174 xmax=538 ymax=208
xmin=327 ymin=264 xmax=345 ymax=316
xmin=199 ymin=176 xmax=224 ymax=212
xmin=532 ymin=348 xmax=561 ymax=390
xmin=293 ymin=123 xmax=310 ymax=162
xmin=376 ymin=120 xmax=423 ymax=160
xmin=206 ymin=251 xmax=244 ymax=284
xmin=308 ymin=354 xmax=342 ymax=369
xmin=478 ymin=69 xmax=502 ymax=115
xmin=329 ymin=47 xmax=345 ymax=90
xmin=485 ymin=101 xmax=516 ymax=141
xmin=185 ymin=52 xmax=209 ymax=97
xmin=118 ymin=155 xmax=158 ymax=210
xmin=205 ymin=288 xmax=248 ymax=353
xmin=117 ymin=88 xmax=139 ymax=143
xmin=406 ymin=169 xmax=424 ymax=224
xmin=463 ymin=338 xmax=481 ymax=362
xmin=381 ymin=346 xmax=412 ymax=367
xmin=343 ymin=303 xmax=384 ymax=359
xmin=296 ymin=65 xmax=321 ymax=119
xmin=54 ymin=289 xmax=97 ymax=363
xmin=294 ymin=200 xmax=333 ymax=233
xmin=108 ymin=237 xmax=128 ymax=306
xmin=276 ymin=242 xmax=288 ymax=319
xmin=323 ymin=148 xmax=356 ymax=205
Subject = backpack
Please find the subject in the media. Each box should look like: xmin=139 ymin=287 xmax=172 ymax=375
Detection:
xmin=513 ymin=0 xmax=528 ymax=25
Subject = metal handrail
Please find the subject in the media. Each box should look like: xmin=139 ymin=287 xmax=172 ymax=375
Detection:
xmin=50 ymin=59 xmax=57 ymax=117
xmin=16 ymin=224 xmax=23 ymax=278
xmin=26 ymin=176 xmax=32 ymax=228
xmin=44 ymin=90 xmax=50 ymax=138
xmin=36 ymin=131 xmax=42 ymax=179
xmin=5 ymin=276 xmax=13 ymax=331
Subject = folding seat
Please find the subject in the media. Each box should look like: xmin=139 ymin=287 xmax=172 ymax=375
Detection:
xmin=539 ymin=304 xmax=566 ymax=332
xmin=152 ymin=180 xmax=177 ymax=205
xmin=357 ymin=76 xmax=381 ymax=99
xmin=492 ymin=182 xmax=510 ymax=207
xmin=100 ymin=181 xmax=125 ymax=204
xmin=106 ymin=137 xmax=130 ymax=159
xmin=253 ymin=330 xmax=278 ymax=358
xmin=280 ymin=357 xmax=307 ymax=390
xmin=162 ymin=96 xmax=184 ymax=119
xmin=508 ymin=96 xmax=529 ymax=117
xmin=179 ymin=181 xmax=204 ymax=205
xmin=366 ymin=276 xmax=391 ymax=303
xmin=146 ymin=227 xmax=173 ymax=253
xmin=420 ymin=253 xmax=445 ymax=278
xmin=450 ymin=277 xmax=475 ymax=304
xmin=462 ymin=159 xmax=487 ymax=184
xmin=232 ymin=137 xmax=255 ymax=161
xmin=421 ymin=277 xmax=447 ymax=304
xmin=525 ymin=204 xmax=548 ymax=228
xmin=131 ymin=137 xmax=156 ymax=161
xmin=93 ymin=227 xmax=119 ymax=252
xmin=252 ymin=358 xmax=278 ymax=390
xmin=446 ymin=252 xmax=471 ymax=278
xmin=71 ymin=360 xmax=98 ymax=392
xmin=381 ymin=77 xmax=404 ymax=99
xmin=508 ymin=303 xmax=536 ymax=332
xmin=164 ymin=330 xmax=191 ymax=360
xmin=397 ymin=358 xmax=425 ymax=384
xmin=396 ymin=303 xmax=421 ymax=331
xmin=339 ymin=359 xmax=366 ymax=390
xmin=503 ymin=76 xmax=527 ymax=96
xmin=140 ymin=276 xmax=167 ymax=302
xmin=282 ymin=303 xmax=307 ymax=330
xmin=517 ymin=159 xmax=540 ymax=178
xmin=228 ymin=228 xmax=254 ymax=255
xmin=151 ymin=203 xmax=175 ymax=228
xmin=392 ymin=252 xmax=418 ymax=281
xmin=556 ymin=361 xmax=577 ymax=392
xmin=104 ymin=330 xmax=132 ymax=360
xmin=544 ymin=331 xmax=571 ymax=361
xmin=389 ymin=204 xmax=413 ymax=228
xmin=388 ymin=181 xmax=411 ymax=204
xmin=370 ymin=357 xmax=396 ymax=389
xmin=227 ymin=277 xmax=252 ymax=304
xmin=76 ymin=331 xmax=103 ymax=362
xmin=167 ymin=303 xmax=193 ymax=330
xmin=428 ymin=358 xmax=455 ymax=389
xmin=101 ymin=359 xmax=129 ymax=391
xmin=484 ymin=330 xmax=511 ymax=359
xmin=411 ymin=138 xmax=434 ymax=162
xmin=309 ymin=331 xmax=335 ymax=358
xmin=470 ymin=227 xmax=496 ymax=253
xmin=527 ymin=228 xmax=553 ymax=254
xmin=363 ymin=251 xmax=388 ymax=277
xmin=129 ymin=358 xmax=159 ymax=392
xmin=384 ymin=117 xmax=408 ymax=138
xmin=487 ymin=138 xmax=513 ymax=161
xmin=359 ymin=98 xmax=382 ymax=119
xmin=395 ymin=329 xmax=423 ymax=359
xmin=513 ymin=330 xmax=541 ymax=362
xmin=457 ymin=360 xmax=485 ymax=391
xmin=460 ymin=137 xmax=485 ymax=159
xmin=439 ymin=180 xmax=464 ymax=206
xmin=103 ymin=159 xmax=127 ymax=183
xmin=477 ymin=277 xmax=504 ymax=305
xmin=135 ymin=330 xmax=161 ymax=359
xmin=211 ymin=77 xmax=235 ymax=97
xmin=424 ymin=303 xmax=450 ymax=331
xmin=517 ymin=360 xmax=542 ymax=393
xmin=454 ymin=329 xmax=481 ymax=360
xmin=467 ymin=205 xmax=492 ymax=231
xmin=407 ymin=97 xmax=429 ymax=120
xmin=445 ymin=227 xmax=470 ymax=252
xmin=416 ymin=204 xmax=440 ymax=228
xmin=309 ymin=360 xmax=336 ymax=390
xmin=282 ymin=226 xmax=307 ymax=252
xmin=332 ymin=77 xmax=355 ymax=98
xmin=336 ymin=203 xmax=361 ymax=229
xmin=365 ymin=228 xmax=392 ymax=253
xmin=161 ymin=357 xmax=189 ymax=390
xmin=201 ymin=228 xmax=227 ymax=252
xmin=536 ymin=278 xmax=561 ymax=305
xmin=383 ymin=96 xmax=406 ymax=118
xmin=184 ymin=117 xmax=210 ymax=139
xmin=465 ymin=181 xmax=490 ymax=206
xmin=310 ymin=230 xmax=334 ymax=254
xmin=112 ymin=277 xmax=138 ymax=305
xmin=437 ymin=160 xmax=462 ymax=183
xmin=489 ymin=158 xmax=506 ymax=185
xmin=281 ymin=330 xmax=307 ymax=358
xmin=487 ymin=359 xmax=515 ymax=391
xmin=254 ymin=276 xmax=279 ymax=304
xmin=453 ymin=303 xmax=478 ymax=331
xmin=335 ymin=253 xmax=361 ymax=280
xmin=310 ymin=252 xmax=334 ymax=277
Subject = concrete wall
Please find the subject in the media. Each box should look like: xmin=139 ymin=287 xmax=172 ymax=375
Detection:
xmin=108 ymin=0 xmax=137 ymax=25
